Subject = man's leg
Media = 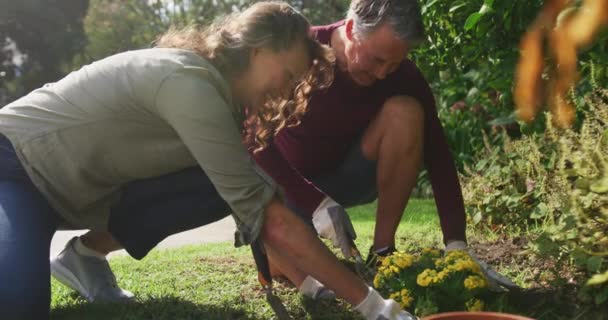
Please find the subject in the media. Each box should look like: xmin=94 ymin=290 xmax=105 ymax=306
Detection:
xmin=359 ymin=95 xmax=424 ymax=251
xmin=50 ymin=167 xmax=232 ymax=302
xmin=267 ymin=96 xmax=423 ymax=293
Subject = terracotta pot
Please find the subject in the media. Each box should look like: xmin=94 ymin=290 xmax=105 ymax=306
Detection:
xmin=423 ymin=311 xmax=535 ymax=320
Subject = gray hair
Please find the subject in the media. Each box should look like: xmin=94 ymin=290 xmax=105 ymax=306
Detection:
xmin=346 ymin=0 xmax=425 ymax=46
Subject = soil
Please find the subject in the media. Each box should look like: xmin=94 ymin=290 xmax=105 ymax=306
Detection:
xmin=469 ymin=236 xmax=607 ymax=320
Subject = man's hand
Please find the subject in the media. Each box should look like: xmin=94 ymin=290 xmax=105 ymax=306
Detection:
xmin=312 ymin=197 xmax=357 ymax=258
xmin=445 ymin=240 xmax=520 ymax=291
xmin=354 ymin=287 xmax=418 ymax=320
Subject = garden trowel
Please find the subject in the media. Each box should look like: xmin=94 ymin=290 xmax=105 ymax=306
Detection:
xmin=348 ymin=238 xmax=376 ymax=285
xmin=251 ymin=239 xmax=293 ymax=320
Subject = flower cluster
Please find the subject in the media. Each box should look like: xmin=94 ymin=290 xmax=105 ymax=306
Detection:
xmin=373 ymin=249 xmax=490 ymax=316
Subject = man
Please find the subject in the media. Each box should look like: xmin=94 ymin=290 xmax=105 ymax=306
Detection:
xmin=51 ymin=0 xmax=514 ymax=304
xmin=251 ymin=0 xmax=517 ymax=292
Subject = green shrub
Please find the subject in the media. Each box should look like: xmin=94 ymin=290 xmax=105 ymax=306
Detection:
xmin=460 ymin=127 xmax=565 ymax=230
xmin=461 ymin=88 xmax=608 ymax=305
xmin=552 ymin=90 xmax=608 ymax=305
xmin=412 ymin=0 xmax=608 ymax=169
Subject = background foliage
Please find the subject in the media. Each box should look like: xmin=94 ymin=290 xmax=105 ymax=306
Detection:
xmin=461 ymin=88 xmax=608 ymax=306
xmin=3 ymin=1 xmax=606 ymax=170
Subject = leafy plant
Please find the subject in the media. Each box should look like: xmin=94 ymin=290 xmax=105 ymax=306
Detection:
xmin=462 ymin=87 xmax=608 ymax=306
xmin=551 ymin=89 xmax=608 ymax=305
xmin=373 ymin=249 xmax=490 ymax=317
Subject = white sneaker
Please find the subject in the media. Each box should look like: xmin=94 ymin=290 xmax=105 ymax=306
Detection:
xmin=50 ymin=237 xmax=134 ymax=303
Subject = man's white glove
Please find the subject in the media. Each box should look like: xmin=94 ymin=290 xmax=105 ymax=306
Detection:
xmin=445 ymin=240 xmax=519 ymax=291
xmin=312 ymin=197 xmax=357 ymax=258
xmin=354 ymin=287 xmax=417 ymax=320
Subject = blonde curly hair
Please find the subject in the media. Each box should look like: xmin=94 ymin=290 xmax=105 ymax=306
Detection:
xmin=155 ymin=1 xmax=334 ymax=151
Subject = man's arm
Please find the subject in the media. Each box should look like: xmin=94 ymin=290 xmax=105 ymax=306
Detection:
xmin=404 ymin=62 xmax=467 ymax=244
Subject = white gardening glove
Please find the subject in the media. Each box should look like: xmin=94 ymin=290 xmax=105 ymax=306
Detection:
xmin=298 ymin=275 xmax=336 ymax=300
xmin=312 ymin=197 xmax=357 ymax=258
xmin=354 ymin=287 xmax=417 ymax=320
xmin=445 ymin=240 xmax=520 ymax=291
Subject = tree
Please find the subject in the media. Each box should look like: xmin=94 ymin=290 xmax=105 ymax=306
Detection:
xmin=0 ymin=0 xmax=89 ymax=104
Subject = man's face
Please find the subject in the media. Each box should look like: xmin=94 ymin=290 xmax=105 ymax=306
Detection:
xmin=343 ymin=21 xmax=409 ymax=86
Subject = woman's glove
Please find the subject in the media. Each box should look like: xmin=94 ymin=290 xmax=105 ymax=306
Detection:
xmin=354 ymin=287 xmax=417 ymax=320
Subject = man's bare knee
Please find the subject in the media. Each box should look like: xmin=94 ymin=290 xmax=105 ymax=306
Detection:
xmin=383 ymin=95 xmax=424 ymax=126
xmin=361 ymin=95 xmax=424 ymax=159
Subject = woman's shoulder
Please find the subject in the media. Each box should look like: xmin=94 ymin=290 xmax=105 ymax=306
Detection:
xmin=112 ymin=48 xmax=231 ymax=103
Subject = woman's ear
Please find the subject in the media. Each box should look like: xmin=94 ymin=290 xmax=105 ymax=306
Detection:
xmin=345 ymin=19 xmax=355 ymax=42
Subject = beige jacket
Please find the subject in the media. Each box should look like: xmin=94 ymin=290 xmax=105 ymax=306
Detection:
xmin=0 ymin=48 xmax=276 ymax=245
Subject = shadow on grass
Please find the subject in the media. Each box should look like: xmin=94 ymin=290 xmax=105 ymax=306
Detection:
xmin=299 ymin=296 xmax=361 ymax=320
xmin=50 ymin=296 xmax=257 ymax=320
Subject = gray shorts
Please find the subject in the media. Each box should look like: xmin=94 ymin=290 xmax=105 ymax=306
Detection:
xmin=288 ymin=142 xmax=377 ymax=218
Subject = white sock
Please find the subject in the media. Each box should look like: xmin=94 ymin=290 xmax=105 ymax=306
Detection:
xmin=73 ymin=237 xmax=106 ymax=260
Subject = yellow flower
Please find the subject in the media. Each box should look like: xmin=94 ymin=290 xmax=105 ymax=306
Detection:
xmin=381 ymin=256 xmax=393 ymax=267
xmin=373 ymin=274 xmax=382 ymax=288
xmin=466 ymin=298 xmax=484 ymax=311
xmin=394 ymin=254 xmax=414 ymax=269
xmin=422 ymin=248 xmax=441 ymax=257
xmin=400 ymin=289 xmax=414 ymax=308
xmin=464 ymin=275 xmax=488 ymax=290
xmin=434 ymin=258 xmax=444 ymax=268
xmin=390 ymin=265 xmax=400 ymax=274
xmin=435 ymin=269 xmax=450 ymax=282
xmin=389 ymin=292 xmax=400 ymax=300
xmin=416 ymin=269 xmax=437 ymax=287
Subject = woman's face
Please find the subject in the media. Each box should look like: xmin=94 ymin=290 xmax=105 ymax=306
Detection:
xmin=237 ymin=39 xmax=311 ymax=110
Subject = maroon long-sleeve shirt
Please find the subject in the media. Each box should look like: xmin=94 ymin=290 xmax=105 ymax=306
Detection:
xmin=252 ymin=21 xmax=467 ymax=243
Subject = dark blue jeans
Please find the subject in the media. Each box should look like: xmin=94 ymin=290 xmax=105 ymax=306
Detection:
xmin=0 ymin=135 xmax=62 ymax=319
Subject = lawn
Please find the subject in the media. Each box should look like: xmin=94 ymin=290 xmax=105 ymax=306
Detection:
xmin=50 ymin=199 xmax=602 ymax=319
xmin=51 ymin=199 xmax=442 ymax=319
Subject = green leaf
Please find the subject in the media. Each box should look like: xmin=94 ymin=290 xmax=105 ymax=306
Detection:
xmin=587 ymin=271 xmax=608 ymax=286
xmin=473 ymin=211 xmax=482 ymax=224
xmin=488 ymin=114 xmax=517 ymax=126
xmin=464 ymin=13 xmax=483 ymax=31
xmin=601 ymin=128 xmax=608 ymax=146
xmin=572 ymin=249 xmax=589 ymax=268
xmin=449 ymin=3 xmax=467 ymax=13
xmin=590 ymin=177 xmax=608 ymax=193
xmin=595 ymin=286 xmax=608 ymax=305
xmin=587 ymin=256 xmax=604 ymax=273
xmin=421 ymin=0 xmax=440 ymax=15
xmin=475 ymin=159 xmax=488 ymax=171
xmin=479 ymin=3 xmax=492 ymax=15
xmin=530 ymin=203 xmax=548 ymax=219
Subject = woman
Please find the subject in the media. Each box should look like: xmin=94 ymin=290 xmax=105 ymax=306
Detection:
xmin=0 ymin=2 xmax=414 ymax=319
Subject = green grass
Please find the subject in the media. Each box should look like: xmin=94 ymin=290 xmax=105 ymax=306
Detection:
xmin=53 ymin=199 xmax=596 ymax=319
xmin=50 ymin=199 xmax=441 ymax=319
